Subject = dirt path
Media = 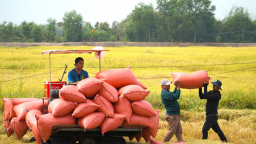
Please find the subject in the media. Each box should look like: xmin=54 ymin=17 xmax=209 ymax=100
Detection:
xmin=1 ymin=42 xmax=256 ymax=47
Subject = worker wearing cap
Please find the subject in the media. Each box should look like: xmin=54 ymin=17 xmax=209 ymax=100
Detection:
xmin=161 ymin=79 xmax=184 ymax=143
xmin=199 ymin=80 xmax=227 ymax=142
xmin=68 ymin=57 xmax=89 ymax=84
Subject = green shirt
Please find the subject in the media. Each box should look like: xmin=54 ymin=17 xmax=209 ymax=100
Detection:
xmin=161 ymin=89 xmax=181 ymax=115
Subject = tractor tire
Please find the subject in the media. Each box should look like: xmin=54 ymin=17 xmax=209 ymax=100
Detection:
xmin=103 ymin=137 xmax=126 ymax=144
xmin=50 ymin=89 xmax=60 ymax=99
xmin=42 ymin=138 xmax=76 ymax=144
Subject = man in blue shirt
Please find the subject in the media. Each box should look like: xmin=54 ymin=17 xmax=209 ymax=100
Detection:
xmin=68 ymin=57 xmax=89 ymax=84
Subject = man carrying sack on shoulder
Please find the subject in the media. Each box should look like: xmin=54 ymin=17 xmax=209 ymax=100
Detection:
xmin=161 ymin=79 xmax=184 ymax=143
xmin=199 ymin=80 xmax=227 ymax=142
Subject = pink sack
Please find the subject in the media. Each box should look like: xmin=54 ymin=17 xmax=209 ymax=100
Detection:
xmin=129 ymin=133 xmax=141 ymax=142
xmin=129 ymin=136 xmax=135 ymax=141
xmin=97 ymin=82 xmax=118 ymax=103
xmin=4 ymin=120 xmax=14 ymax=137
xmin=113 ymin=96 xmax=132 ymax=123
xmin=134 ymin=132 xmax=142 ymax=142
xmin=136 ymin=79 xmax=147 ymax=89
xmin=123 ymin=114 xmax=150 ymax=129
xmin=150 ymin=138 xmax=164 ymax=144
xmin=2 ymin=98 xmax=12 ymax=121
xmin=95 ymin=67 xmax=138 ymax=88
xmin=77 ymin=78 xmax=103 ymax=99
xmin=93 ymin=94 xmax=114 ymax=118
xmin=11 ymin=98 xmax=41 ymax=106
xmin=9 ymin=98 xmax=41 ymax=120
xmin=14 ymin=100 xmax=48 ymax=121
xmin=100 ymin=113 xmax=126 ymax=134
xmin=78 ymin=112 xmax=105 ymax=129
xmin=36 ymin=113 xmax=76 ymax=142
xmin=25 ymin=110 xmax=43 ymax=144
xmin=9 ymin=108 xmax=17 ymax=120
xmin=119 ymin=85 xmax=150 ymax=101
xmin=72 ymin=99 xmax=99 ymax=118
xmin=48 ymin=99 xmax=77 ymax=117
xmin=132 ymin=100 xmax=157 ymax=117
xmin=145 ymin=110 xmax=159 ymax=138
xmin=25 ymin=110 xmax=42 ymax=129
xmin=123 ymin=110 xmax=159 ymax=138
xmin=11 ymin=117 xmax=28 ymax=140
xmin=171 ymin=70 xmax=210 ymax=89
xmin=142 ymin=129 xmax=151 ymax=143
xmin=59 ymin=85 xmax=86 ymax=103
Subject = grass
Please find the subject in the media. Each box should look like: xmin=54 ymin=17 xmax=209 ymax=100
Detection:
xmin=1 ymin=109 xmax=255 ymax=144
xmin=0 ymin=46 xmax=256 ymax=143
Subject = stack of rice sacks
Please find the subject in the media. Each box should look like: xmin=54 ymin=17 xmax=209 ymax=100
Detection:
xmin=2 ymin=98 xmax=48 ymax=144
xmin=2 ymin=66 xmax=159 ymax=143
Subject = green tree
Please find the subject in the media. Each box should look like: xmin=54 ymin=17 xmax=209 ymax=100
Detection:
xmin=32 ymin=24 xmax=43 ymax=42
xmin=83 ymin=21 xmax=110 ymax=42
xmin=119 ymin=18 xmax=130 ymax=41
xmin=110 ymin=20 xmax=127 ymax=42
xmin=189 ymin=0 xmax=216 ymax=42
xmin=46 ymin=18 xmax=56 ymax=42
xmin=0 ymin=21 xmax=15 ymax=42
xmin=111 ymin=21 xmax=120 ymax=41
xmin=21 ymin=21 xmax=34 ymax=42
xmin=221 ymin=6 xmax=255 ymax=42
xmin=124 ymin=2 xmax=157 ymax=42
xmin=157 ymin=0 xmax=192 ymax=42
xmin=82 ymin=22 xmax=94 ymax=41
xmin=94 ymin=30 xmax=108 ymax=41
xmin=63 ymin=10 xmax=83 ymax=42
xmin=195 ymin=11 xmax=217 ymax=42
xmin=253 ymin=20 xmax=256 ymax=41
xmin=94 ymin=22 xmax=100 ymax=29
xmin=157 ymin=0 xmax=216 ymax=42
xmin=253 ymin=20 xmax=256 ymax=31
xmin=156 ymin=0 xmax=173 ymax=42
xmin=108 ymin=35 xmax=116 ymax=41
xmin=0 ymin=22 xmax=4 ymax=41
xmin=83 ymin=22 xmax=93 ymax=31
xmin=99 ymin=22 xmax=110 ymax=31
xmin=110 ymin=21 xmax=122 ymax=41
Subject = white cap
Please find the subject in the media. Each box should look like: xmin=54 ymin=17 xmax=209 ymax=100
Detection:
xmin=161 ymin=79 xmax=172 ymax=86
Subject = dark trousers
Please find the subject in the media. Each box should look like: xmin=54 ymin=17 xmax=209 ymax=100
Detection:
xmin=202 ymin=114 xmax=227 ymax=142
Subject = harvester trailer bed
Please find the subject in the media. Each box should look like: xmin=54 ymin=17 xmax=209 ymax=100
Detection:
xmin=42 ymin=96 xmax=144 ymax=144
xmin=51 ymin=125 xmax=142 ymax=138
xmin=43 ymin=125 xmax=143 ymax=144
xmin=41 ymin=49 xmax=145 ymax=144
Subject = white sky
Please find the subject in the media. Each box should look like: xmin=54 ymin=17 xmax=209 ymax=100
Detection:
xmin=0 ymin=0 xmax=255 ymax=27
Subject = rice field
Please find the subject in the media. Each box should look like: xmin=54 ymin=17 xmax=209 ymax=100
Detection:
xmin=0 ymin=46 xmax=256 ymax=144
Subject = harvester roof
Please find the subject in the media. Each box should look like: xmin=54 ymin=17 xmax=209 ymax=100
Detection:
xmin=41 ymin=49 xmax=109 ymax=55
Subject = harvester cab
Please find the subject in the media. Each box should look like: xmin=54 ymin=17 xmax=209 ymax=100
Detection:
xmin=41 ymin=48 xmax=109 ymax=103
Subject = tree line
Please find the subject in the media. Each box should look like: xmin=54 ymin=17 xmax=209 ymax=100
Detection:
xmin=1 ymin=0 xmax=256 ymax=43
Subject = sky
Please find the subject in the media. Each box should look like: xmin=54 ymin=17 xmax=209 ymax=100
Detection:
xmin=0 ymin=0 xmax=256 ymax=27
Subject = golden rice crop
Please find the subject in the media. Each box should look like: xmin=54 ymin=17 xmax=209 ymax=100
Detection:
xmin=0 ymin=46 xmax=256 ymax=144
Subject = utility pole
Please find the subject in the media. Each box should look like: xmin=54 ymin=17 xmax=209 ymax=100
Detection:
xmin=149 ymin=29 xmax=150 ymax=42
xmin=243 ymin=30 xmax=244 ymax=42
